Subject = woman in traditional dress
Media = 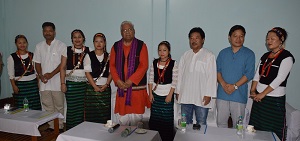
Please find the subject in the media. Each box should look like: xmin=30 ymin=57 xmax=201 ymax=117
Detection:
xmin=249 ymin=27 xmax=295 ymax=141
xmin=7 ymin=35 xmax=41 ymax=110
xmin=148 ymin=41 xmax=178 ymax=141
xmin=84 ymin=33 xmax=112 ymax=123
xmin=60 ymin=29 xmax=90 ymax=130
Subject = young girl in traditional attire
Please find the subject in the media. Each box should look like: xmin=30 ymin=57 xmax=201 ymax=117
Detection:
xmin=84 ymin=33 xmax=112 ymax=123
xmin=60 ymin=29 xmax=90 ymax=130
xmin=7 ymin=35 xmax=41 ymax=110
xmin=148 ymin=41 xmax=178 ymax=141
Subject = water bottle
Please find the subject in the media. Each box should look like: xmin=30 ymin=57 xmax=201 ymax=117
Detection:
xmin=236 ymin=116 xmax=244 ymax=137
xmin=121 ymin=127 xmax=131 ymax=137
xmin=180 ymin=114 xmax=187 ymax=132
xmin=23 ymin=97 xmax=29 ymax=112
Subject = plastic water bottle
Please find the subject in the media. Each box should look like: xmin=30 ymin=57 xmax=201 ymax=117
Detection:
xmin=236 ymin=116 xmax=244 ymax=137
xmin=121 ymin=127 xmax=131 ymax=137
xmin=23 ymin=97 xmax=29 ymax=112
xmin=180 ymin=114 xmax=187 ymax=132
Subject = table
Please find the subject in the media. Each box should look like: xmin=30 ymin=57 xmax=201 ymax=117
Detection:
xmin=56 ymin=121 xmax=162 ymax=141
xmin=0 ymin=109 xmax=64 ymax=141
xmin=174 ymin=124 xmax=280 ymax=141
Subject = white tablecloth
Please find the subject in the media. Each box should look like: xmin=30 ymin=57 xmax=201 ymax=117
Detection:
xmin=56 ymin=121 xmax=162 ymax=141
xmin=0 ymin=109 xmax=64 ymax=136
xmin=174 ymin=124 xmax=280 ymax=141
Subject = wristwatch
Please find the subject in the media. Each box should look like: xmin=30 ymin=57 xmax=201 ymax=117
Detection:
xmin=234 ymin=84 xmax=238 ymax=90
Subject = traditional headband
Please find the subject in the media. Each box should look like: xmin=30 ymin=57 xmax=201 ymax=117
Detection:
xmin=15 ymin=34 xmax=28 ymax=43
xmin=159 ymin=41 xmax=171 ymax=47
xmin=72 ymin=30 xmax=80 ymax=34
xmin=15 ymin=34 xmax=26 ymax=40
xmin=271 ymin=28 xmax=283 ymax=36
xmin=94 ymin=33 xmax=106 ymax=41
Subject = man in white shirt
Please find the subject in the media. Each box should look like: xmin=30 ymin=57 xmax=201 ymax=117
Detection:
xmin=33 ymin=22 xmax=66 ymax=130
xmin=176 ymin=27 xmax=217 ymax=125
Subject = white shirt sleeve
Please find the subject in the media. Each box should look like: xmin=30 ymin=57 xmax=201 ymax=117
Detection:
xmin=253 ymin=61 xmax=261 ymax=82
xmin=32 ymin=44 xmax=41 ymax=63
xmin=7 ymin=55 xmax=15 ymax=79
xmin=148 ymin=63 xmax=154 ymax=84
xmin=83 ymin=54 xmax=92 ymax=72
xmin=171 ymin=61 xmax=178 ymax=88
xmin=205 ymin=54 xmax=217 ymax=97
xmin=62 ymin=47 xmax=68 ymax=57
xmin=269 ymin=57 xmax=294 ymax=89
xmin=176 ymin=55 xmax=185 ymax=94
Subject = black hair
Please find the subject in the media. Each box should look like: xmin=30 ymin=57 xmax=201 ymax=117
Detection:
xmin=42 ymin=22 xmax=55 ymax=30
xmin=158 ymin=41 xmax=172 ymax=58
xmin=71 ymin=29 xmax=86 ymax=43
xmin=15 ymin=34 xmax=28 ymax=43
xmin=228 ymin=25 xmax=246 ymax=36
xmin=188 ymin=27 xmax=205 ymax=39
xmin=267 ymin=27 xmax=288 ymax=43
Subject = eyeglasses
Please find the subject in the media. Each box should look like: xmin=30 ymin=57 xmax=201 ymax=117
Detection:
xmin=122 ymin=28 xmax=134 ymax=33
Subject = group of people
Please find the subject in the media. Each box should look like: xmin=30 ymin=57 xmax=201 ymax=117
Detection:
xmin=6 ymin=20 xmax=294 ymax=141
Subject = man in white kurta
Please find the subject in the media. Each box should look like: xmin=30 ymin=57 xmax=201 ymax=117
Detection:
xmin=33 ymin=22 xmax=66 ymax=130
xmin=177 ymin=27 xmax=217 ymax=125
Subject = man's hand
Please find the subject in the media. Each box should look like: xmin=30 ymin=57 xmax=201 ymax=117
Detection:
xmin=174 ymin=93 xmax=179 ymax=101
xmin=43 ymin=73 xmax=53 ymax=80
xmin=39 ymin=75 xmax=48 ymax=84
xmin=116 ymin=80 xmax=126 ymax=89
xmin=124 ymin=79 xmax=133 ymax=89
xmin=61 ymin=84 xmax=67 ymax=93
xmin=202 ymin=96 xmax=211 ymax=106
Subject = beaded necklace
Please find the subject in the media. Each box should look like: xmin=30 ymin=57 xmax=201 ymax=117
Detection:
xmin=72 ymin=46 xmax=86 ymax=67
xmin=260 ymin=49 xmax=283 ymax=78
xmin=16 ymin=51 xmax=33 ymax=72
xmin=153 ymin=58 xmax=171 ymax=91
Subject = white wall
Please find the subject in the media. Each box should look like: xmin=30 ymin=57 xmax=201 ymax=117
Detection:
xmin=1 ymin=0 xmax=299 ymax=109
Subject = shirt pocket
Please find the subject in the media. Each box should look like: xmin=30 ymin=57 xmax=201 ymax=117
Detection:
xmin=51 ymin=51 xmax=61 ymax=65
xmin=195 ymin=60 xmax=205 ymax=73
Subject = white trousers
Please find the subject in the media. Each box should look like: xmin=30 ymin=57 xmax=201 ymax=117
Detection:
xmin=216 ymin=99 xmax=246 ymax=128
xmin=40 ymin=90 xmax=65 ymax=129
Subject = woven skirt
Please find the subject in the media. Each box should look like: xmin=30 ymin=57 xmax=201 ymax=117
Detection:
xmin=85 ymin=84 xmax=111 ymax=124
xmin=249 ymin=95 xmax=286 ymax=141
xmin=13 ymin=78 xmax=41 ymax=110
xmin=65 ymin=81 xmax=87 ymax=130
xmin=149 ymin=92 xmax=175 ymax=141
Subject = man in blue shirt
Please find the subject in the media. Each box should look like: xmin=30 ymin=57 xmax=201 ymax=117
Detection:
xmin=216 ymin=25 xmax=255 ymax=128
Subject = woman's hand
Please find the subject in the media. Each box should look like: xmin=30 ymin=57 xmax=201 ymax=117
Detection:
xmin=93 ymin=86 xmax=101 ymax=92
xmin=99 ymin=84 xmax=108 ymax=92
xmin=13 ymin=85 xmax=19 ymax=94
xmin=254 ymin=93 xmax=266 ymax=102
xmin=165 ymin=94 xmax=172 ymax=103
xmin=149 ymin=94 xmax=154 ymax=103
xmin=249 ymin=91 xmax=257 ymax=99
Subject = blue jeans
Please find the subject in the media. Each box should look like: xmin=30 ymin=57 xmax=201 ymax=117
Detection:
xmin=181 ymin=104 xmax=209 ymax=125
